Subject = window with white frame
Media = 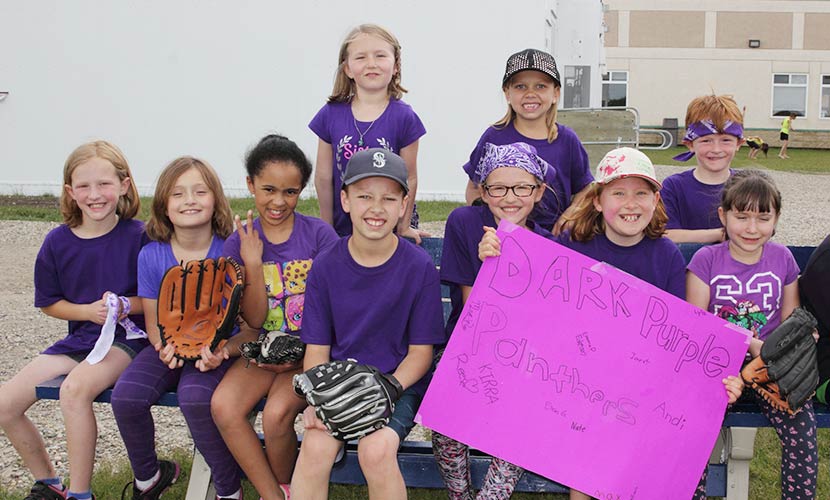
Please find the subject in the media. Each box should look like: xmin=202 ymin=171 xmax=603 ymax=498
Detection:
xmin=772 ymin=73 xmax=807 ymax=117
xmin=821 ymin=75 xmax=830 ymax=118
xmin=602 ymin=71 xmax=628 ymax=107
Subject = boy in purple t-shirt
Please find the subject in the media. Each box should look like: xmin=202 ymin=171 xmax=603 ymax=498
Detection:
xmin=662 ymin=94 xmax=745 ymax=244
xmin=292 ymin=148 xmax=444 ymax=500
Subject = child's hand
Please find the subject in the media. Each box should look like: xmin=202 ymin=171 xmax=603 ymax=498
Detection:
xmin=85 ymin=296 xmax=109 ymax=325
xmin=196 ymin=344 xmax=229 ymax=372
xmin=155 ymin=341 xmax=184 ymax=370
xmin=478 ymin=226 xmax=501 ymax=261
xmin=253 ymin=359 xmax=301 ymax=374
xmin=235 ymin=210 xmax=263 ymax=267
xmin=302 ymin=405 xmax=327 ymax=432
xmin=398 ymin=225 xmax=422 ymax=245
xmin=723 ymin=375 xmax=744 ymax=404
xmin=812 ymin=328 xmax=820 ymax=343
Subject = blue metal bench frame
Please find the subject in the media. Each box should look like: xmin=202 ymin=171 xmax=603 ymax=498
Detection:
xmin=34 ymin=238 xmax=825 ymax=499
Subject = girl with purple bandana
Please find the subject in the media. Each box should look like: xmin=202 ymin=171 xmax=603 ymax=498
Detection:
xmin=686 ymin=170 xmax=817 ymax=500
xmin=111 ymin=157 xmax=242 ymax=500
xmin=435 ymin=142 xmax=553 ymax=500
xmin=663 ymin=94 xmax=745 ymax=244
xmin=310 ymin=24 xmax=426 ymax=242
xmin=0 ymin=141 xmax=147 ymax=500
xmin=462 ymin=48 xmax=593 ymax=232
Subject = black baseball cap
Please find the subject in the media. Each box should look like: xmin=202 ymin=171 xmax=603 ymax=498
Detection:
xmin=342 ymin=148 xmax=409 ymax=194
xmin=502 ymin=48 xmax=561 ymax=87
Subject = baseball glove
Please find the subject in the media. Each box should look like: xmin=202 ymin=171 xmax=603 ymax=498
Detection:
xmin=240 ymin=332 xmax=306 ymax=366
xmin=293 ymin=359 xmax=403 ymax=441
xmin=158 ymin=257 xmax=244 ymax=361
xmin=741 ymin=307 xmax=819 ymax=414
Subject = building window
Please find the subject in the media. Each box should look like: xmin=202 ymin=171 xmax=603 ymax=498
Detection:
xmin=602 ymin=71 xmax=628 ymax=107
xmin=821 ymin=75 xmax=830 ymax=118
xmin=562 ymin=66 xmax=591 ymax=109
xmin=772 ymin=73 xmax=807 ymax=117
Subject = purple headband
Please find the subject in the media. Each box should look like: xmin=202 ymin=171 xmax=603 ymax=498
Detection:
xmin=475 ymin=142 xmax=550 ymax=182
xmin=672 ymin=119 xmax=744 ymax=161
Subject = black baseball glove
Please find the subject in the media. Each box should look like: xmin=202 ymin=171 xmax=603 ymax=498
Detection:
xmin=293 ymin=359 xmax=403 ymax=441
xmin=741 ymin=307 xmax=818 ymax=414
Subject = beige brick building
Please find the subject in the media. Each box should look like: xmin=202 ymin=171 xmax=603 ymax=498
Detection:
xmin=604 ymin=0 xmax=830 ymax=148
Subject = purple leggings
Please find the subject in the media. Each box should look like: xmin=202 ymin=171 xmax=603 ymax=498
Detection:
xmin=110 ymin=345 xmax=241 ymax=496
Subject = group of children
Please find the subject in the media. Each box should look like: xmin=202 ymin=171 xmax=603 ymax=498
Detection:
xmin=0 ymin=21 xmax=827 ymax=500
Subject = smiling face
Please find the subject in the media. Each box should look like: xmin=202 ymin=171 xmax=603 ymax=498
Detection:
xmin=594 ymin=177 xmax=659 ymax=247
xmin=343 ymin=32 xmax=397 ymax=96
xmin=480 ymin=167 xmax=543 ymax=227
xmin=719 ymin=206 xmax=778 ymax=263
xmin=247 ymin=161 xmax=302 ymax=238
xmin=687 ymin=133 xmax=742 ymax=178
xmin=341 ymin=176 xmax=406 ymax=243
xmin=503 ymin=70 xmax=559 ymax=125
xmin=166 ymin=167 xmax=215 ymax=232
xmin=64 ymin=156 xmax=130 ymax=226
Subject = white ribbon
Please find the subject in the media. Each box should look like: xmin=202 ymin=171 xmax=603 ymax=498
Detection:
xmin=85 ymin=293 xmax=147 ymax=365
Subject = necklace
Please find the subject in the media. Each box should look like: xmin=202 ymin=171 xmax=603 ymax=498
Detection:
xmin=353 ymin=116 xmax=377 ymax=146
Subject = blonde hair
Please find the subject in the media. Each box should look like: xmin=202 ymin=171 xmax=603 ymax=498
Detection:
xmin=328 ymin=24 xmax=407 ymax=103
xmin=561 ymin=183 xmax=668 ymax=242
xmin=494 ymin=73 xmax=560 ymax=142
xmin=61 ymin=140 xmax=140 ymax=228
xmin=684 ymin=94 xmax=744 ymax=131
xmin=145 ymin=157 xmax=234 ymax=242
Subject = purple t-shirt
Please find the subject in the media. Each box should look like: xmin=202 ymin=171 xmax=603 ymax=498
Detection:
xmin=137 ymin=235 xmax=226 ymax=298
xmin=301 ymin=236 xmax=445 ymax=395
xmin=687 ymin=241 xmax=799 ymax=339
xmin=441 ymin=205 xmax=554 ymax=336
xmin=557 ymin=233 xmax=686 ymax=299
xmin=661 ymin=169 xmax=731 ymax=230
xmin=462 ymin=122 xmax=593 ymax=229
xmin=309 ymin=99 xmax=426 ymax=236
xmin=224 ymin=213 xmax=338 ymax=334
xmin=34 ymin=219 xmax=148 ymax=355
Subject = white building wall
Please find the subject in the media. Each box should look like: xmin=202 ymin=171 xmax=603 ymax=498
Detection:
xmin=0 ymin=0 xmax=604 ymax=199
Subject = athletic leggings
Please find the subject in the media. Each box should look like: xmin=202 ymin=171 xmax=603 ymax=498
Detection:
xmin=432 ymin=432 xmax=524 ymax=500
xmin=110 ymin=346 xmax=241 ymax=496
xmin=693 ymin=393 xmax=817 ymax=500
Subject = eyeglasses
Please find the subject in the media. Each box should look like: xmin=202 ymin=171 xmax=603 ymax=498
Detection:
xmin=482 ymin=184 xmax=539 ymax=198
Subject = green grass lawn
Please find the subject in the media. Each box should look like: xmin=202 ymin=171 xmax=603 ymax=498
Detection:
xmin=645 ymin=146 xmax=830 ymax=174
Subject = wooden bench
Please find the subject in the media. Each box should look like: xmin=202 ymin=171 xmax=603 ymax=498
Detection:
xmin=35 ymin=238 xmax=825 ymax=499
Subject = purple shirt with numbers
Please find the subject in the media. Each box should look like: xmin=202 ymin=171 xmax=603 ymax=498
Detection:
xmin=462 ymin=122 xmax=593 ymax=229
xmin=34 ymin=219 xmax=148 ymax=355
xmin=301 ymin=236 xmax=445 ymax=395
xmin=441 ymin=204 xmax=554 ymax=337
xmin=557 ymin=232 xmax=686 ymax=299
xmin=309 ymin=99 xmax=426 ymax=236
xmin=661 ymin=169 xmax=732 ymax=230
xmin=687 ymin=241 xmax=799 ymax=339
xmin=223 ymin=213 xmax=338 ymax=334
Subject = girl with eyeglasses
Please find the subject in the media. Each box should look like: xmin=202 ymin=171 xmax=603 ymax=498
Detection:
xmin=433 ymin=141 xmax=553 ymax=500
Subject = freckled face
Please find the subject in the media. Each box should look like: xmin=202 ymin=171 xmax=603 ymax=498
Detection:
xmin=594 ymin=177 xmax=659 ymax=247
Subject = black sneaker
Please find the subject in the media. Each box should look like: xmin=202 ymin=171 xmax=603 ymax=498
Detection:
xmin=120 ymin=460 xmax=180 ymax=500
xmin=24 ymin=481 xmax=66 ymax=500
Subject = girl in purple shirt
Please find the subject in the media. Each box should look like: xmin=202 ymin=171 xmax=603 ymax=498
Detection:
xmin=438 ymin=142 xmax=553 ymax=499
xmin=686 ymin=170 xmax=815 ymax=500
xmin=211 ymin=135 xmax=337 ymax=500
xmin=310 ymin=24 xmax=425 ymax=241
xmin=0 ymin=141 xmax=145 ymax=500
xmin=111 ymin=156 xmax=241 ymax=500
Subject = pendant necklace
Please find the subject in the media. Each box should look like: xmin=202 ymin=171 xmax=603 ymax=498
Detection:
xmin=353 ymin=116 xmax=377 ymax=146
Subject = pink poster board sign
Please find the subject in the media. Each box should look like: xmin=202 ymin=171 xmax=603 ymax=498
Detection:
xmin=417 ymin=220 xmax=750 ymax=500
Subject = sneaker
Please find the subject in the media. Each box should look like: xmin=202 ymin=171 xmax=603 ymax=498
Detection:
xmin=216 ymin=486 xmax=242 ymax=500
xmin=24 ymin=481 xmax=66 ymax=500
xmin=66 ymin=496 xmax=95 ymax=500
xmin=120 ymin=460 xmax=180 ymax=500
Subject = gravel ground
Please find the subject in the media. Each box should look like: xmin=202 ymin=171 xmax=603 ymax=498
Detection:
xmin=1 ymin=165 xmax=829 ymax=492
